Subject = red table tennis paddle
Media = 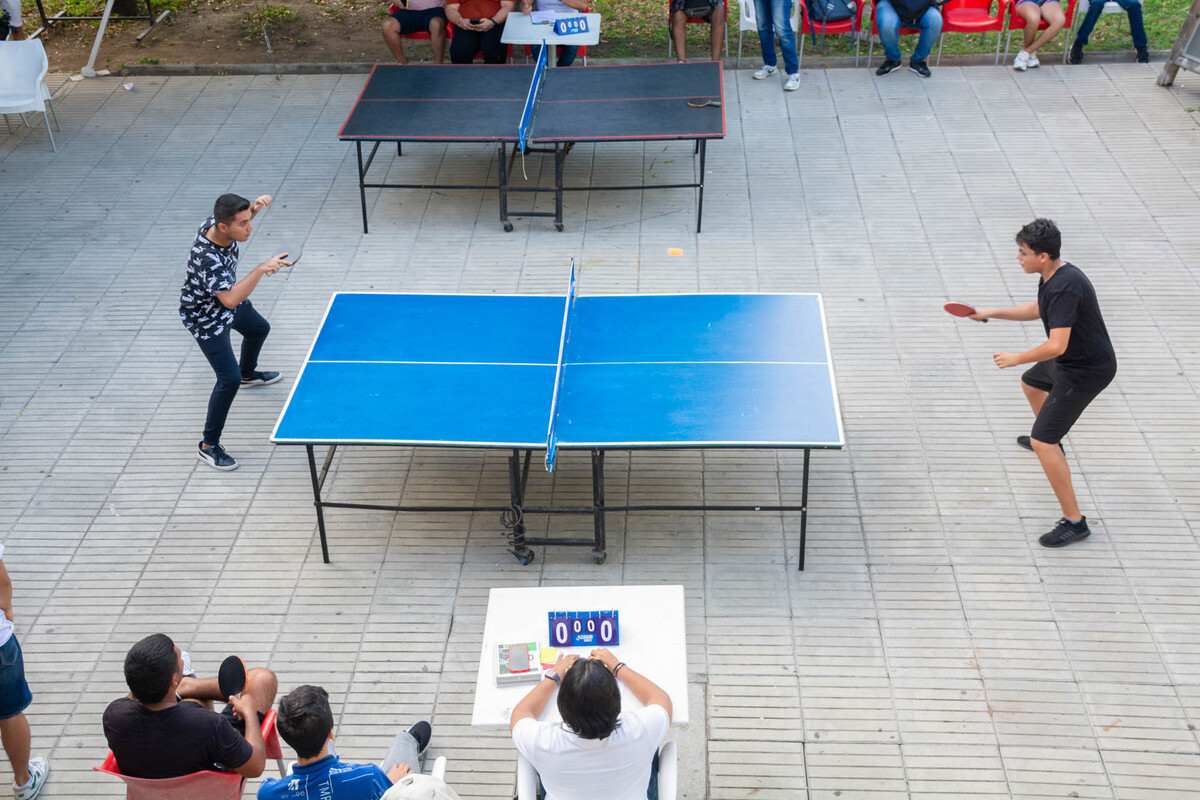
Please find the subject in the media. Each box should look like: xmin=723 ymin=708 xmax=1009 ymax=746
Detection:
xmin=944 ymin=301 xmax=986 ymax=322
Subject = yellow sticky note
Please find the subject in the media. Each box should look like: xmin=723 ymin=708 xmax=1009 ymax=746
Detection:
xmin=667 ymin=248 xmax=684 ymax=257
xmin=539 ymin=646 xmax=559 ymax=667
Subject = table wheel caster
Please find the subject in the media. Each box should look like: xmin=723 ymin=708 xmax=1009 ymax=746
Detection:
xmin=503 ymin=222 xmax=514 ymax=232
xmin=511 ymin=546 xmax=535 ymax=566
xmin=592 ymin=552 xmax=607 ymax=565
xmin=554 ymin=223 xmax=563 ymax=232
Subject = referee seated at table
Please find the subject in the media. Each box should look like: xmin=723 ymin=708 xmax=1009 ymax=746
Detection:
xmin=519 ymin=0 xmax=588 ymax=66
xmin=510 ymin=649 xmax=671 ymax=800
xmin=446 ymin=0 xmax=514 ymax=63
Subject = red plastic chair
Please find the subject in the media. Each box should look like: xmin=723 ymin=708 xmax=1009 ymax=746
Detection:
xmin=936 ymin=0 xmax=1011 ymax=63
xmin=94 ymin=710 xmax=286 ymax=799
xmin=1003 ymin=0 xmax=1077 ymax=63
xmin=797 ymin=0 xmax=868 ymax=68
xmin=866 ymin=0 xmax=937 ymax=66
xmin=666 ymin=0 xmax=729 ymax=59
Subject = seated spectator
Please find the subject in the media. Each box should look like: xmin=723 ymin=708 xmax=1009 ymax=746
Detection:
xmin=446 ymin=0 xmax=515 ymax=63
xmin=510 ymin=649 xmax=671 ymax=800
xmin=670 ymin=0 xmax=725 ymax=63
xmin=258 ymin=685 xmax=432 ymax=800
xmin=1012 ymin=0 xmax=1066 ymax=71
xmin=382 ymin=0 xmax=448 ymax=64
xmin=1 ymin=0 xmax=28 ymax=39
xmin=1069 ymin=0 xmax=1147 ymax=64
xmin=519 ymin=0 xmax=589 ymax=67
xmin=102 ymin=634 xmax=278 ymax=779
xmin=751 ymin=0 xmax=801 ymax=91
xmin=872 ymin=0 xmax=942 ymax=78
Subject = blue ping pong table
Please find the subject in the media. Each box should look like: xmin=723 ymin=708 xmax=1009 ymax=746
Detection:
xmin=272 ymin=275 xmax=844 ymax=569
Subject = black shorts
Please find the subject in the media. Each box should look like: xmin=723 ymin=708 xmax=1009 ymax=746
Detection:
xmin=1022 ymin=360 xmax=1110 ymax=445
xmin=219 ymin=705 xmax=266 ymax=735
xmin=390 ymin=6 xmax=445 ymax=34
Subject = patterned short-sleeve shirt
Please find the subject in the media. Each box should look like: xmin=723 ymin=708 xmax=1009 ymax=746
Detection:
xmin=180 ymin=216 xmax=238 ymax=340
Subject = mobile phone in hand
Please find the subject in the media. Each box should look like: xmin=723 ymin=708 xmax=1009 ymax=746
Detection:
xmin=469 ymin=18 xmax=482 ymax=23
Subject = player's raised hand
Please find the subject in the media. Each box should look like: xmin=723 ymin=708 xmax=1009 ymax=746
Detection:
xmin=251 ymin=194 xmax=273 ymax=213
xmin=554 ymin=653 xmax=579 ymax=675
xmin=590 ymin=648 xmax=619 ymax=672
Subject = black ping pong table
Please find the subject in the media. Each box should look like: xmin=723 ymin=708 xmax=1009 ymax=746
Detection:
xmin=338 ymin=58 xmax=726 ymax=233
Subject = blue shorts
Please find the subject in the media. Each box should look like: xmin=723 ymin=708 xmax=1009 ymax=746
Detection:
xmin=390 ymin=6 xmax=445 ymax=34
xmin=0 ymin=636 xmax=32 ymax=721
xmin=1016 ymin=0 xmax=1059 ymax=5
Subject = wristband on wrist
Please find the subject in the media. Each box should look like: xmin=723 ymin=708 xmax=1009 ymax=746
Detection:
xmin=612 ymin=662 xmax=627 ymax=678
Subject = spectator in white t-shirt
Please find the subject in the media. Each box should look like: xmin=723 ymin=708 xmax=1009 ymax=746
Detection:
xmin=0 ymin=0 xmax=27 ymax=39
xmin=510 ymin=649 xmax=671 ymax=800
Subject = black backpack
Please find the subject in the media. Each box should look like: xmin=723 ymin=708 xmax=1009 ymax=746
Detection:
xmin=807 ymin=0 xmax=856 ymax=45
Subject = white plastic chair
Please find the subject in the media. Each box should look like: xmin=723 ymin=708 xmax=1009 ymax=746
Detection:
xmin=382 ymin=756 xmax=461 ymax=800
xmin=736 ymin=0 xmax=801 ymax=67
xmin=515 ymin=739 xmax=677 ymax=800
xmin=0 ymin=39 xmax=59 ymax=152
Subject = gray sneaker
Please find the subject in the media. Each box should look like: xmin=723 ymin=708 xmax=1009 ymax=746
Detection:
xmin=14 ymin=757 xmax=48 ymax=800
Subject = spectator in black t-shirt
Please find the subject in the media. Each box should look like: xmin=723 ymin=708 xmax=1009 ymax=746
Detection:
xmin=967 ymin=219 xmax=1117 ymax=548
xmin=103 ymin=634 xmax=279 ymax=779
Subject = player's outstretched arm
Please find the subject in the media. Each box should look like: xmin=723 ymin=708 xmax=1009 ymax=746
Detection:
xmin=510 ymin=653 xmax=578 ymax=733
xmin=591 ymin=649 xmax=673 ymax=722
xmin=975 ymin=301 xmax=1039 ymax=322
xmin=214 ymin=253 xmax=290 ymax=309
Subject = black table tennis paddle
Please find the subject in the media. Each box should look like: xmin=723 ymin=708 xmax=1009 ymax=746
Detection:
xmin=218 ymin=656 xmax=246 ymax=699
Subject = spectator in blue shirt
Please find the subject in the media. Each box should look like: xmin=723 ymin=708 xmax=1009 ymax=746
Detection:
xmin=258 ymin=685 xmax=432 ymax=800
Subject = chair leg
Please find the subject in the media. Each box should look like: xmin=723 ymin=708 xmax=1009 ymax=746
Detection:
xmin=799 ymin=29 xmax=805 ymax=69
xmin=868 ymin=35 xmax=874 ymax=67
xmin=47 ymin=98 xmax=60 ymax=131
xmin=3 ymin=115 xmax=10 ymax=134
xmin=737 ymin=30 xmax=743 ymax=67
xmin=936 ymin=35 xmax=943 ymax=65
xmin=854 ymin=27 xmax=861 ymax=66
xmin=42 ymin=110 xmax=56 ymax=152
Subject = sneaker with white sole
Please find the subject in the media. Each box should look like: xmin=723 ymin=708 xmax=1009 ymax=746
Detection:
xmin=1027 ymin=52 xmax=1040 ymax=68
xmin=14 ymin=757 xmax=48 ymax=800
xmin=197 ymin=442 xmax=239 ymax=471
xmin=1013 ymin=49 xmax=1031 ymax=71
xmin=784 ymin=73 xmax=801 ymax=91
xmin=240 ymin=370 xmax=281 ymax=387
xmin=752 ymin=64 xmax=778 ymax=80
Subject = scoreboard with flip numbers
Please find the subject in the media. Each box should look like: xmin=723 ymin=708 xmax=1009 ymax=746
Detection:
xmin=547 ymin=610 xmax=620 ymax=648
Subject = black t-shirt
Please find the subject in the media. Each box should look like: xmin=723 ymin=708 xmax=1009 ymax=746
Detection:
xmin=1038 ymin=262 xmax=1116 ymax=390
xmin=102 ymin=698 xmax=253 ymax=779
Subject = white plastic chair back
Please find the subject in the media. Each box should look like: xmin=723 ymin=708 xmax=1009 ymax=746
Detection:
xmin=0 ymin=40 xmax=51 ymax=113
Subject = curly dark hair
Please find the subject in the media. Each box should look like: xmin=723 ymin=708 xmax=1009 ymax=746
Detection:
xmin=557 ymin=659 xmax=621 ymax=740
xmin=1016 ymin=218 xmax=1061 ymax=260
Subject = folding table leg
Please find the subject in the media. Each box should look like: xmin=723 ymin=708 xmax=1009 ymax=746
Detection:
xmin=590 ymin=450 xmax=607 ymax=564
xmin=553 ymin=143 xmax=565 ymax=232
xmin=306 ymin=445 xmax=332 ymax=564
xmin=507 ymin=448 xmax=535 ymax=564
xmin=798 ymin=448 xmax=810 ymax=571
xmin=498 ymin=142 xmax=513 ymax=232
xmin=356 ymin=141 xmax=369 ymax=234
xmin=695 ymin=140 xmax=707 ymax=234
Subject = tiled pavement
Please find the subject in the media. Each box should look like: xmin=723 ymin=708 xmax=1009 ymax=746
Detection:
xmin=2 ymin=61 xmax=1200 ymax=799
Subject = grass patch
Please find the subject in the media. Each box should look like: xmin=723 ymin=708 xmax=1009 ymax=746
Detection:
xmin=239 ymin=2 xmax=299 ymax=39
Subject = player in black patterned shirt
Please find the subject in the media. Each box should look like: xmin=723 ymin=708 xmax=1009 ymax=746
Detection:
xmin=181 ymin=193 xmax=290 ymax=471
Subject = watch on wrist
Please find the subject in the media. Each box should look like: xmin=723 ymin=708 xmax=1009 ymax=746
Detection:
xmin=544 ymin=669 xmax=561 ymax=684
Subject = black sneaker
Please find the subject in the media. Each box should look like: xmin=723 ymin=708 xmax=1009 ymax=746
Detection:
xmin=1136 ymin=47 xmax=1149 ymax=63
xmin=1069 ymin=42 xmax=1085 ymax=64
xmin=1039 ymin=516 xmax=1090 ymax=548
xmin=1017 ymin=435 xmax=1064 ymax=453
xmin=407 ymin=721 xmax=432 ymax=754
xmin=875 ymin=59 xmax=902 ymax=76
xmin=241 ymin=370 xmax=281 ymax=387
xmin=909 ymin=59 xmax=931 ymax=78
xmin=197 ymin=442 xmax=239 ymax=471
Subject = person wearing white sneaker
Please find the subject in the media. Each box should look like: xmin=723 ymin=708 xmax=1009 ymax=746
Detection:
xmin=1012 ymin=0 xmax=1065 ymax=71
xmin=751 ymin=0 xmax=801 ymax=90
xmin=0 ymin=547 xmax=48 ymax=800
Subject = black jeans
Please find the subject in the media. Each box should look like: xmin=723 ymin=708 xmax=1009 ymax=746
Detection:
xmin=449 ymin=24 xmax=507 ymax=63
xmin=196 ymin=301 xmax=270 ymax=447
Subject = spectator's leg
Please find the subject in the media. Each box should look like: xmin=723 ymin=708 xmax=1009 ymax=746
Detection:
xmin=1016 ymin=2 xmax=1041 ymax=51
xmin=710 ymin=9 xmax=725 ymax=61
xmin=232 ymin=300 xmax=271 ymax=380
xmin=197 ymin=331 xmax=241 ymax=448
xmin=243 ymin=668 xmax=278 ymax=716
xmin=913 ymin=6 xmax=943 ymax=62
xmin=557 ymin=45 xmax=578 ymax=66
xmin=776 ymin=0 xmax=800 ymax=74
xmin=0 ymin=714 xmax=32 ymax=786
xmin=382 ymin=16 xmax=408 ymax=63
xmin=1120 ymin=0 xmax=1147 ymax=50
xmin=876 ymin=0 xmax=903 ymax=62
xmin=481 ymin=24 xmax=507 ymax=63
xmin=450 ymin=28 xmax=478 ymax=63
xmin=753 ymin=0 xmax=777 ymax=67
xmin=381 ymin=729 xmax=424 ymax=774
xmin=1072 ymin=0 xmax=1105 ymax=47
xmin=1027 ymin=0 xmax=1064 ymax=53
xmin=671 ymin=10 xmax=688 ymax=61
xmin=430 ymin=15 xmax=447 ymax=62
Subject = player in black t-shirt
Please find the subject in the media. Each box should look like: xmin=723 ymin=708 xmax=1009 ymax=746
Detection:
xmin=969 ymin=219 xmax=1117 ymax=548
xmin=103 ymin=634 xmax=278 ymax=779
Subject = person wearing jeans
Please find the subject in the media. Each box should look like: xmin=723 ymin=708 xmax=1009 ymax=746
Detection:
xmin=1069 ymin=0 xmax=1147 ymax=63
xmin=179 ymin=193 xmax=289 ymax=472
xmin=521 ymin=0 xmax=588 ymax=66
xmin=752 ymin=0 xmax=801 ymax=90
xmin=873 ymin=0 xmax=942 ymax=77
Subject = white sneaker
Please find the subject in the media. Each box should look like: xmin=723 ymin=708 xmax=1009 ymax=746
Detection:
xmin=752 ymin=64 xmax=778 ymax=80
xmin=784 ymin=73 xmax=801 ymax=91
xmin=1027 ymin=52 xmax=1040 ymax=68
xmin=1013 ymin=49 xmax=1031 ymax=71
xmin=14 ymin=757 xmax=48 ymax=800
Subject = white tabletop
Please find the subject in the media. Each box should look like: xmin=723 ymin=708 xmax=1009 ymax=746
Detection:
xmin=471 ymin=585 xmax=689 ymax=727
xmin=500 ymin=11 xmax=602 ymax=46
